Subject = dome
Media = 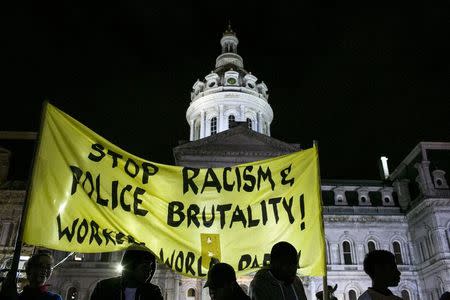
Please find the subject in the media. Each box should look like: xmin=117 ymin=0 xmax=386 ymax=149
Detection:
xmin=186 ymin=27 xmax=273 ymax=141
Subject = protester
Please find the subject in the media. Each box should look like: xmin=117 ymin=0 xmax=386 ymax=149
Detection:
xmin=440 ymin=292 xmax=450 ymax=300
xmin=90 ymin=246 xmax=162 ymax=300
xmin=316 ymin=284 xmax=338 ymax=300
xmin=204 ymin=262 xmax=250 ymax=300
xmin=249 ymin=241 xmax=307 ymax=300
xmin=19 ymin=251 xmax=62 ymax=300
xmin=358 ymin=250 xmax=402 ymax=300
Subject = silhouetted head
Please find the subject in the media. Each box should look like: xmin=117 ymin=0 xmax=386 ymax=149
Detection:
xmin=315 ymin=284 xmax=338 ymax=300
xmin=121 ymin=246 xmax=156 ymax=285
xmin=363 ymin=250 xmax=401 ymax=287
xmin=270 ymin=241 xmax=298 ymax=284
xmin=204 ymin=263 xmax=238 ymax=300
xmin=25 ymin=251 xmax=54 ymax=287
xmin=440 ymin=292 xmax=450 ymax=300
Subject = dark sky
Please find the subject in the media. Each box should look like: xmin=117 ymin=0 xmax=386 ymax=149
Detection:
xmin=2 ymin=1 xmax=449 ymax=180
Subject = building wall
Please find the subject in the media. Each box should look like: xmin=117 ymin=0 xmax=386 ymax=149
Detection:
xmin=1 ymin=143 xmax=449 ymax=300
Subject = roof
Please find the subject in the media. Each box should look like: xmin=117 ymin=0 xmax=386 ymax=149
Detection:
xmin=173 ymin=124 xmax=301 ymax=167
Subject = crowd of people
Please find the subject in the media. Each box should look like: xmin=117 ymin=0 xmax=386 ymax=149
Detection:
xmin=1 ymin=241 xmax=449 ymax=300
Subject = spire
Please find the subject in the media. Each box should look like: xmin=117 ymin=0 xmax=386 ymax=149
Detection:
xmin=224 ymin=20 xmax=234 ymax=35
xmin=220 ymin=22 xmax=238 ymax=54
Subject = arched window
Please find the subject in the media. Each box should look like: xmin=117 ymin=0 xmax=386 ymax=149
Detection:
xmin=401 ymin=290 xmax=410 ymax=300
xmin=343 ymin=241 xmax=352 ymax=264
xmin=393 ymin=241 xmax=403 ymax=264
xmin=210 ymin=117 xmax=217 ymax=135
xmin=194 ymin=120 xmax=200 ymax=140
xmin=247 ymin=118 xmax=252 ymax=129
xmin=67 ymin=287 xmax=78 ymax=300
xmin=187 ymin=288 xmax=196 ymax=297
xmin=349 ymin=290 xmax=357 ymax=300
xmin=228 ymin=115 xmax=235 ymax=128
xmin=368 ymin=241 xmax=376 ymax=253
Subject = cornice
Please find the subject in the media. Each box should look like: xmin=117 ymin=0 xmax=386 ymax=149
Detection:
xmin=406 ymin=198 xmax=450 ymax=222
xmin=324 ymin=215 xmax=406 ymax=223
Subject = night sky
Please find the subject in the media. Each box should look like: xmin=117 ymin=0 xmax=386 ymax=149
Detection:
xmin=2 ymin=1 xmax=449 ymax=181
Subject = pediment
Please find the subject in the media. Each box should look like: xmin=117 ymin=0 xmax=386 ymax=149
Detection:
xmin=173 ymin=125 xmax=301 ymax=159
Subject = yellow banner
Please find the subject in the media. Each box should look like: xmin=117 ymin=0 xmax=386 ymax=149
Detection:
xmin=24 ymin=103 xmax=326 ymax=277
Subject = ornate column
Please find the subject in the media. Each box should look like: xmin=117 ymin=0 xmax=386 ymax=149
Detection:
xmin=330 ymin=243 xmax=340 ymax=264
xmin=435 ymin=228 xmax=450 ymax=253
xmin=174 ymin=274 xmax=180 ymax=300
xmin=414 ymin=161 xmax=435 ymax=196
xmin=8 ymin=222 xmax=17 ymax=246
xmin=189 ymin=120 xmax=194 ymax=141
xmin=0 ymin=222 xmax=9 ymax=245
xmin=199 ymin=110 xmax=205 ymax=139
xmin=240 ymin=104 xmax=245 ymax=121
xmin=356 ymin=244 xmax=365 ymax=264
xmin=393 ymin=179 xmax=411 ymax=210
xmin=219 ymin=104 xmax=224 ymax=132
xmin=257 ymin=112 xmax=263 ymax=133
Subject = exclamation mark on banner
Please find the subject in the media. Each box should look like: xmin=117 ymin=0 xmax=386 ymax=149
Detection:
xmin=299 ymin=194 xmax=305 ymax=230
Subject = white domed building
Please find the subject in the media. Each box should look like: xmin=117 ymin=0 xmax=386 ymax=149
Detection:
xmin=186 ymin=26 xmax=272 ymax=141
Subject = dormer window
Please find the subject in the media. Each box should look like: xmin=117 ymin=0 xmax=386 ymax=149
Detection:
xmin=210 ymin=117 xmax=217 ymax=135
xmin=227 ymin=77 xmax=237 ymax=85
xmin=247 ymin=118 xmax=252 ymax=129
xmin=228 ymin=115 xmax=235 ymax=128
xmin=224 ymin=70 xmax=239 ymax=86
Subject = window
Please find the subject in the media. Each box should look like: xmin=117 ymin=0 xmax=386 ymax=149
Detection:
xmin=194 ymin=121 xmax=200 ymax=140
xmin=228 ymin=115 xmax=235 ymax=128
xmin=420 ymin=241 xmax=426 ymax=261
xmin=368 ymin=241 xmax=376 ymax=253
xmin=187 ymin=288 xmax=196 ymax=297
xmin=210 ymin=117 xmax=217 ymax=135
xmin=67 ymin=287 xmax=78 ymax=300
xmin=393 ymin=241 xmax=403 ymax=264
xmin=343 ymin=241 xmax=352 ymax=264
xmin=349 ymin=290 xmax=357 ymax=300
xmin=100 ymin=253 xmax=111 ymax=262
xmin=360 ymin=196 xmax=367 ymax=203
xmin=247 ymin=118 xmax=252 ymax=129
xmin=401 ymin=290 xmax=410 ymax=300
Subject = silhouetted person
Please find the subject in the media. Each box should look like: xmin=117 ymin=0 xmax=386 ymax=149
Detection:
xmin=90 ymin=246 xmax=162 ymax=300
xmin=0 ymin=251 xmax=60 ymax=300
xmin=440 ymin=292 xmax=450 ymax=300
xmin=316 ymin=284 xmax=337 ymax=300
xmin=19 ymin=251 xmax=62 ymax=300
xmin=249 ymin=241 xmax=307 ymax=300
xmin=203 ymin=262 xmax=250 ymax=300
xmin=358 ymin=250 xmax=402 ymax=300
xmin=0 ymin=251 xmax=62 ymax=300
